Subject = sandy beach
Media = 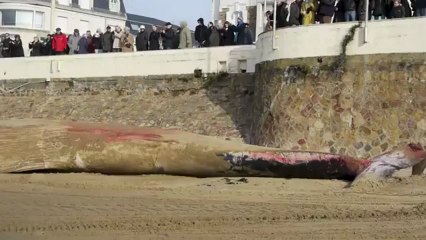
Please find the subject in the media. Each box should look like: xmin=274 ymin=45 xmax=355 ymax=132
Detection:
xmin=0 ymin=171 xmax=425 ymax=240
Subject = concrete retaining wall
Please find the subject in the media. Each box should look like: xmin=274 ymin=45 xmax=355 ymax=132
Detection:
xmin=257 ymin=17 xmax=426 ymax=62
xmin=0 ymin=45 xmax=257 ymax=80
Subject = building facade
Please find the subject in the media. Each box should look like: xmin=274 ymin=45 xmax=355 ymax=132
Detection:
xmin=212 ymin=0 xmax=275 ymax=40
xmin=0 ymin=0 xmax=126 ymax=55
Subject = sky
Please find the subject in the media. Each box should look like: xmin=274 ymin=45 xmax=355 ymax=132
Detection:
xmin=124 ymin=0 xmax=212 ymax=30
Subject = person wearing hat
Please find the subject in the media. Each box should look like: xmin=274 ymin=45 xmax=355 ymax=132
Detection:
xmin=161 ymin=22 xmax=175 ymax=50
xmin=67 ymin=29 xmax=81 ymax=54
xmin=195 ymin=18 xmax=209 ymax=47
xmin=102 ymin=26 xmax=114 ymax=53
xmin=136 ymin=25 xmax=149 ymax=51
xmin=52 ymin=27 xmax=68 ymax=55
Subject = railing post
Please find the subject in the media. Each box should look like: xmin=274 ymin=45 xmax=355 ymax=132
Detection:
xmin=364 ymin=0 xmax=369 ymax=43
xmin=272 ymin=0 xmax=278 ymax=50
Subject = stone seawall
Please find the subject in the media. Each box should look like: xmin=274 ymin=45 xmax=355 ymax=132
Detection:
xmin=0 ymin=74 xmax=254 ymax=141
xmin=251 ymin=53 xmax=426 ymax=158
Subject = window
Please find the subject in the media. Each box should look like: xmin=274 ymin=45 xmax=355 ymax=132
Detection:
xmin=79 ymin=20 xmax=90 ymax=32
xmin=16 ymin=11 xmax=33 ymax=28
xmin=0 ymin=10 xmax=45 ymax=29
xmin=57 ymin=0 xmax=71 ymax=6
xmin=130 ymin=24 xmax=139 ymax=31
xmin=57 ymin=16 xmax=68 ymax=33
xmin=94 ymin=0 xmax=109 ymax=10
xmin=34 ymin=12 xmax=44 ymax=29
xmin=109 ymin=0 xmax=120 ymax=12
xmin=79 ymin=0 xmax=90 ymax=9
xmin=1 ymin=9 xmax=16 ymax=26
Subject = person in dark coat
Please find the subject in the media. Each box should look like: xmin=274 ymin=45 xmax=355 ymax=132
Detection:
xmin=275 ymin=1 xmax=286 ymax=27
xmin=41 ymin=34 xmax=53 ymax=56
xmin=10 ymin=35 xmax=24 ymax=57
xmin=280 ymin=0 xmax=301 ymax=27
xmin=371 ymin=0 xmax=386 ymax=19
xmin=102 ymin=26 xmax=114 ymax=53
xmin=149 ymin=25 xmax=161 ymax=50
xmin=318 ymin=0 xmax=336 ymax=23
xmin=342 ymin=0 xmax=357 ymax=21
xmin=243 ymin=23 xmax=254 ymax=45
xmin=334 ymin=0 xmax=346 ymax=22
xmin=220 ymin=21 xmax=235 ymax=46
xmin=416 ymin=0 xmax=426 ymax=16
xmin=195 ymin=18 xmax=210 ymax=47
xmin=390 ymin=0 xmax=406 ymax=18
xmin=1 ymin=33 xmax=12 ymax=58
xmin=78 ymin=34 xmax=89 ymax=54
xmin=401 ymin=0 xmax=413 ymax=17
xmin=357 ymin=0 xmax=368 ymax=20
xmin=29 ymin=36 xmax=42 ymax=57
xmin=173 ymin=27 xmax=181 ymax=49
xmin=92 ymin=29 xmax=103 ymax=53
xmin=234 ymin=18 xmax=247 ymax=45
xmin=207 ymin=22 xmax=220 ymax=47
xmin=136 ymin=25 xmax=149 ymax=51
xmin=161 ymin=22 xmax=175 ymax=50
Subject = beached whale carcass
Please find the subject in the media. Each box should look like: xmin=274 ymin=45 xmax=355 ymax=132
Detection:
xmin=0 ymin=119 xmax=424 ymax=181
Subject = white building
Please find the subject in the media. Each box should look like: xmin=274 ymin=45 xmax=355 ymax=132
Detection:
xmin=0 ymin=0 xmax=126 ymax=55
xmin=211 ymin=0 xmax=275 ymax=40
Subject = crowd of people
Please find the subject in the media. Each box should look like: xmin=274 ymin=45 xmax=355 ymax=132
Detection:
xmin=1 ymin=0 xmax=425 ymax=58
xmin=0 ymin=17 xmax=254 ymax=58
xmin=266 ymin=0 xmax=425 ymax=27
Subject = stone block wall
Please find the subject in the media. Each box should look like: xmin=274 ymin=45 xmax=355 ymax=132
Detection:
xmin=0 ymin=73 xmax=254 ymax=141
xmin=251 ymin=53 xmax=426 ymax=158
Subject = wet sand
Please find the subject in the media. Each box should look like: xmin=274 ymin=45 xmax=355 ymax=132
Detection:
xmin=0 ymin=171 xmax=425 ymax=240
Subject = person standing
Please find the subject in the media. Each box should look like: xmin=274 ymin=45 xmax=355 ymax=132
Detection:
xmin=86 ymin=30 xmax=95 ymax=53
xmin=235 ymin=18 xmax=247 ymax=45
xmin=161 ymin=22 xmax=176 ymax=50
xmin=221 ymin=21 xmax=235 ymax=46
xmin=195 ymin=18 xmax=209 ymax=47
xmin=242 ymin=23 xmax=254 ymax=45
xmin=41 ymin=34 xmax=53 ymax=56
xmin=136 ymin=25 xmax=149 ymax=51
xmin=301 ymin=0 xmax=318 ymax=25
xmin=93 ymin=29 xmax=103 ymax=53
xmin=68 ymin=29 xmax=81 ymax=54
xmin=1 ymin=33 xmax=12 ymax=58
xmin=149 ymin=26 xmax=161 ymax=50
xmin=113 ymin=26 xmax=123 ymax=52
xmin=102 ymin=26 xmax=114 ymax=53
xmin=120 ymin=27 xmax=134 ymax=52
xmin=208 ymin=22 xmax=220 ymax=47
xmin=416 ymin=0 xmax=426 ymax=16
xmin=391 ymin=0 xmax=406 ymax=18
xmin=178 ymin=21 xmax=192 ymax=49
xmin=29 ymin=36 xmax=42 ymax=57
xmin=10 ymin=35 xmax=24 ymax=57
xmin=342 ymin=0 xmax=357 ymax=21
xmin=173 ymin=27 xmax=181 ymax=49
xmin=280 ymin=0 xmax=301 ymax=27
xmin=371 ymin=0 xmax=386 ymax=20
xmin=77 ymin=34 xmax=89 ymax=54
xmin=52 ymin=28 xmax=68 ymax=55
xmin=318 ymin=0 xmax=336 ymax=23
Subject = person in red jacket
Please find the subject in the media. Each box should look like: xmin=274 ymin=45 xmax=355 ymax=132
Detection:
xmin=52 ymin=27 xmax=68 ymax=55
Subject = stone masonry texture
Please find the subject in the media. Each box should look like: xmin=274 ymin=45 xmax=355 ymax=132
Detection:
xmin=251 ymin=53 xmax=426 ymax=158
xmin=0 ymin=74 xmax=254 ymax=142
